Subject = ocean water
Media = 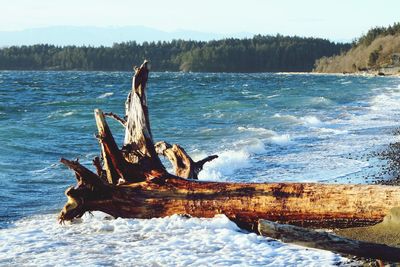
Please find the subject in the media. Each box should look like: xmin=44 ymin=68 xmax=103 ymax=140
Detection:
xmin=1 ymin=71 xmax=400 ymax=266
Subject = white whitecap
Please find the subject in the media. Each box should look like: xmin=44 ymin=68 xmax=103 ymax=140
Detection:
xmin=234 ymin=138 xmax=267 ymax=154
xmin=309 ymin=96 xmax=334 ymax=107
xmin=300 ymin=116 xmax=323 ymax=126
xmin=47 ymin=110 xmax=75 ymax=118
xmin=266 ymin=94 xmax=280 ymax=99
xmin=237 ymin=126 xmax=276 ymax=137
xmin=62 ymin=111 xmax=74 ymax=117
xmin=340 ymin=81 xmax=352 ymax=85
xmin=317 ymin=128 xmax=349 ymax=135
xmin=244 ymin=94 xmax=263 ymax=99
xmin=272 ymin=113 xmax=298 ymax=122
xmin=98 ymin=92 xmax=114 ymax=99
xmin=198 ymin=150 xmax=252 ymax=181
xmin=269 ymin=134 xmax=292 ymax=145
xmin=273 ymin=113 xmax=326 ymax=128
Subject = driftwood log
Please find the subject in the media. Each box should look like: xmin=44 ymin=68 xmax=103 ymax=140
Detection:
xmin=59 ymin=159 xmax=400 ymax=230
xmin=59 ymin=60 xmax=400 ymax=261
xmin=258 ymin=218 xmax=400 ymax=262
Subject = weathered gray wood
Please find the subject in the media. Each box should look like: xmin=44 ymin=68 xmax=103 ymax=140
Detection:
xmin=155 ymin=141 xmax=218 ymax=179
xmin=258 ymin=219 xmax=400 ymax=262
xmin=104 ymin=112 xmax=126 ymax=126
xmin=94 ymin=109 xmax=122 ymax=184
xmin=123 ymin=61 xmax=164 ymax=172
xmin=94 ymin=109 xmax=147 ymax=183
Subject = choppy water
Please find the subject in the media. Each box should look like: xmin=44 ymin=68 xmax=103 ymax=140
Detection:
xmin=1 ymin=71 xmax=400 ymax=266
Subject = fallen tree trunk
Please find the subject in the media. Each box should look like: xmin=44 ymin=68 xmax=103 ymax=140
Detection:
xmin=258 ymin=219 xmax=400 ymax=262
xmin=59 ymin=158 xmax=400 ymax=230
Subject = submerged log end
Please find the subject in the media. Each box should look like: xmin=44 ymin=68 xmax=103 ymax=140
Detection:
xmin=258 ymin=219 xmax=400 ymax=262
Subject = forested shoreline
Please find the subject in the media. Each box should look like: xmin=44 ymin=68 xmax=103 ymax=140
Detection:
xmin=0 ymin=35 xmax=349 ymax=72
xmin=314 ymin=23 xmax=400 ymax=74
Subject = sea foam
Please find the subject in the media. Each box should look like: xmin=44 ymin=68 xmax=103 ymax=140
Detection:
xmin=196 ymin=137 xmax=267 ymax=181
xmin=300 ymin=116 xmax=323 ymax=126
xmin=198 ymin=150 xmax=252 ymax=181
xmin=0 ymin=213 xmax=347 ymax=267
xmin=237 ymin=126 xmax=293 ymax=145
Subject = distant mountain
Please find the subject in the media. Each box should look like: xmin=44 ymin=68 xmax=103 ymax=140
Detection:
xmin=0 ymin=26 xmax=254 ymax=47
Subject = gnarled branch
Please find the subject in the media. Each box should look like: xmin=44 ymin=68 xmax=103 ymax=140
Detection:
xmin=155 ymin=141 xmax=218 ymax=179
xmin=104 ymin=112 xmax=126 ymax=126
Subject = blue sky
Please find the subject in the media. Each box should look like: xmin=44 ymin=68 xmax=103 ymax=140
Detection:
xmin=1 ymin=0 xmax=400 ymax=41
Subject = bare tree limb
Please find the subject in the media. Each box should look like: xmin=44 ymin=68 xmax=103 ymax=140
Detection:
xmin=104 ymin=112 xmax=126 ymax=126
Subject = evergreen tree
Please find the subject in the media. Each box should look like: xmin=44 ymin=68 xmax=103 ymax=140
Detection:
xmin=0 ymin=35 xmax=349 ymax=72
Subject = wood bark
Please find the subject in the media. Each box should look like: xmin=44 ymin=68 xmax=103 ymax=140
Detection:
xmin=123 ymin=60 xmax=157 ymax=163
xmin=95 ymin=109 xmax=127 ymax=184
xmin=258 ymin=219 xmax=400 ymax=262
xmin=59 ymin=160 xmax=400 ymax=230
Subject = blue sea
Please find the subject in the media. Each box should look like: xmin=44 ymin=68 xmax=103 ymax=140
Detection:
xmin=1 ymin=71 xmax=400 ymax=266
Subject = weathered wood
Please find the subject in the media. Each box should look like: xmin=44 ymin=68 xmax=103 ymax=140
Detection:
xmin=60 ymin=158 xmax=108 ymax=189
xmin=95 ymin=109 xmax=127 ymax=184
xmin=123 ymin=61 xmax=164 ymax=173
xmin=59 ymin=174 xmax=400 ymax=230
xmin=124 ymin=61 xmax=151 ymax=153
xmin=155 ymin=141 xmax=218 ymax=179
xmin=132 ymin=61 xmax=151 ymax=136
xmin=92 ymin=156 xmax=104 ymax=178
xmin=95 ymin=109 xmax=147 ymax=183
xmin=59 ymin=158 xmax=112 ymax=222
xmin=258 ymin=219 xmax=400 ymax=262
xmin=195 ymin=155 xmax=219 ymax=174
xmin=104 ymin=112 xmax=126 ymax=126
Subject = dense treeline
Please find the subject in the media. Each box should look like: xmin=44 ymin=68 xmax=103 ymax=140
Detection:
xmin=314 ymin=22 xmax=400 ymax=74
xmin=356 ymin=22 xmax=400 ymax=47
xmin=0 ymin=35 xmax=349 ymax=72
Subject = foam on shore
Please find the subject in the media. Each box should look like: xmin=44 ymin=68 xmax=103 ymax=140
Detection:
xmin=0 ymin=213 xmax=347 ymax=267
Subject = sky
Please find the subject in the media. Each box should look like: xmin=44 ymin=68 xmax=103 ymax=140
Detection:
xmin=1 ymin=0 xmax=400 ymax=42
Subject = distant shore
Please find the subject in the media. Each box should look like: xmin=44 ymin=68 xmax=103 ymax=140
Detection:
xmin=312 ymin=66 xmax=400 ymax=77
xmin=1 ymin=69 xmax=400 ymax=77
